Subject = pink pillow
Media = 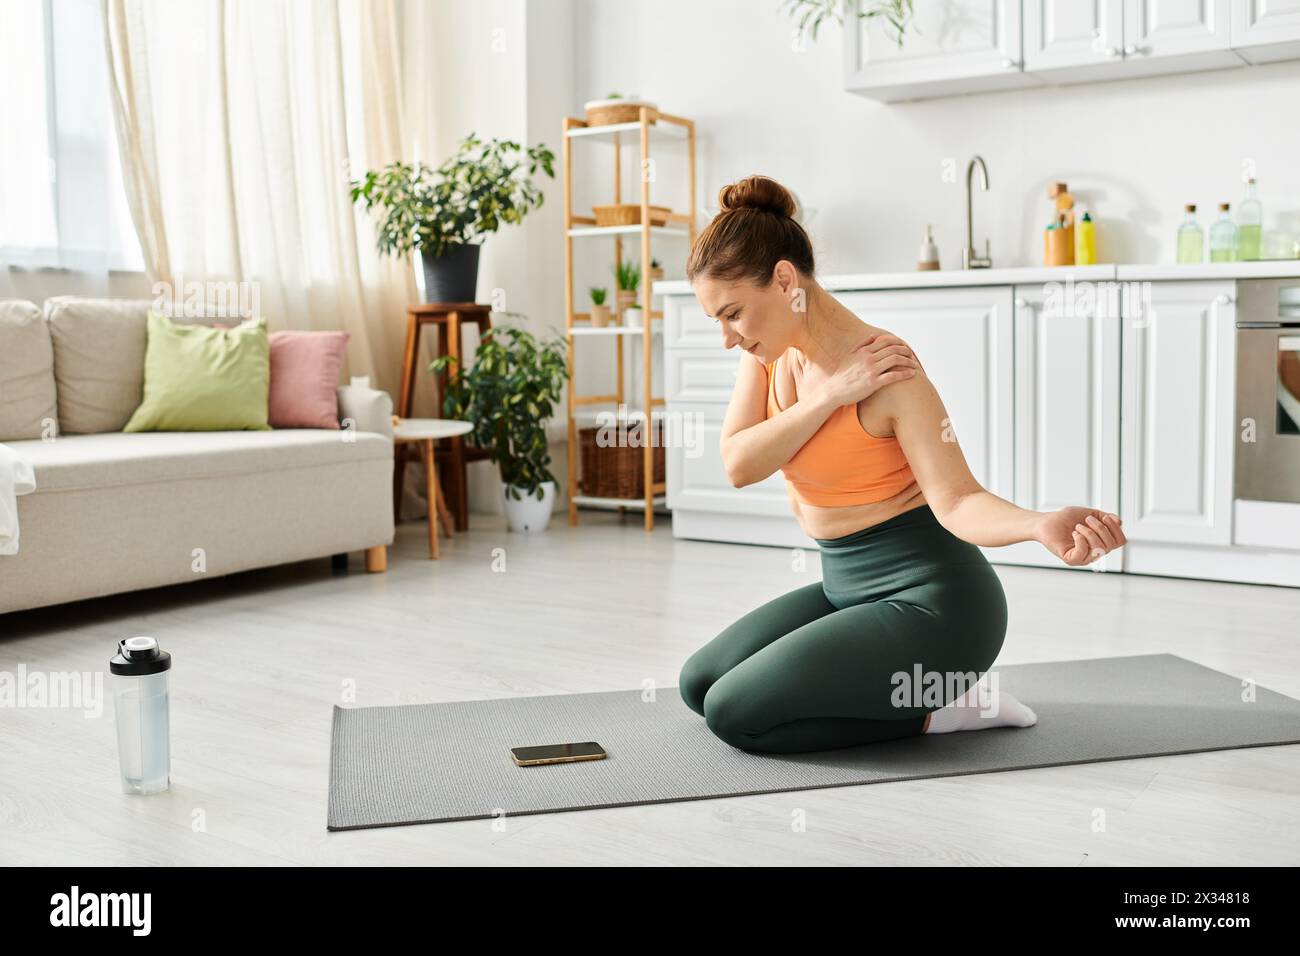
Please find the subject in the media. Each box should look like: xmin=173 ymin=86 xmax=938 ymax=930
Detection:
xmin=267 ymin=330 xmax=350 ymax=429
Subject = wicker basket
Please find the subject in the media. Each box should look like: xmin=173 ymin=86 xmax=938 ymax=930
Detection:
xmin=578 ymin=422 xmax=666 ymax=499
xmin=592 ymin=204 xmax=671 ymax=227
xmin=584 ymin=99 xmax=659 ymax=127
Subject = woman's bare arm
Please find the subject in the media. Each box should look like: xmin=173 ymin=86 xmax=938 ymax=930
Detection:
xmin=720 ymin=336 xmax=919 ymax=488
xmin=880 ymin=367 xmax=1041 ymax=548
xmin=719 ymin=353 xmax=838 ymax=488
xmin=881 ymin=358 xmax=1126 ymax=563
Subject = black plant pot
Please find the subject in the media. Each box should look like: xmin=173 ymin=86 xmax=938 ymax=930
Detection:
xmin=421 ymin=243 xmax=481 ymax=303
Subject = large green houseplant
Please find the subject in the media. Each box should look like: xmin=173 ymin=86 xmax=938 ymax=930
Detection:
xmin=350 ymin=134 xmax=556 ymax=302
xmin=431 ymin=320 xmax=570 ymax=532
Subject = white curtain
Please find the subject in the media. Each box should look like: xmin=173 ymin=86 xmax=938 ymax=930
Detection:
xmin=102 ymin=0 xmax=417 ymax=391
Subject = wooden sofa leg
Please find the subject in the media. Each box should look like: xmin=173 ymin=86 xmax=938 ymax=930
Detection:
xmin=365 ymin=545 xmax=388 ymax=573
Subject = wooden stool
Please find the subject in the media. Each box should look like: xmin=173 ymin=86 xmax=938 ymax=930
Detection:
xmin=395 ymin=303 xmax=492 ymax=532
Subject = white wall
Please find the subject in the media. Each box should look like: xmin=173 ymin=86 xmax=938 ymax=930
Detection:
xmin=572 ymin=0 xmax=1300 ymax=274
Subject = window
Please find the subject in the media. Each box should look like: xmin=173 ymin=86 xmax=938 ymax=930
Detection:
xmin=0 ymin=0 xmax=143 ymax=272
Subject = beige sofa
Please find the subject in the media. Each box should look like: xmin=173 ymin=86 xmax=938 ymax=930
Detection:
xmin=0 ymin=296 xmax=394 ymax=615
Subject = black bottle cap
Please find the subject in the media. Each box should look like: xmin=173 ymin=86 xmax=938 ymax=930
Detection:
xmin=109 ymin=637 xmax=172 ymax=676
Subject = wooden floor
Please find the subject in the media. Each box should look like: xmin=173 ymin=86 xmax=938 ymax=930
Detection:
xmin=2 ymin=511 xmax=1298 ymax=866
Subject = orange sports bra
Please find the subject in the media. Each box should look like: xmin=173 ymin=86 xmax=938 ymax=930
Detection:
xmin=765 ymin=351 xmax=916 ymax=507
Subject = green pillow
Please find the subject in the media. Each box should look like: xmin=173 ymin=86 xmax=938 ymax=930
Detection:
xmin=123 ymin=312 xmax=271 ymax=432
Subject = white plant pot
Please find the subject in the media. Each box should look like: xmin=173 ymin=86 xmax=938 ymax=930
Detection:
xmin=624 ymin=307 xmax=643 ymax=328
xmin=502 ymin=480 xmax=557 ymax=532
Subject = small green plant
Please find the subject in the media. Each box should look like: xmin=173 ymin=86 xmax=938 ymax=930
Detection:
xmin=431 ymin=318 xmax=570 ymax=501
xmin=615 ymin=260 xmax=641 ymax=293
xmin=350 ymin=133 xmax=556 ymax=261
xmin=589 ymin=287 xmax=607 ymax=306
xmin=782 ymin=0 xmax=915 ymax=46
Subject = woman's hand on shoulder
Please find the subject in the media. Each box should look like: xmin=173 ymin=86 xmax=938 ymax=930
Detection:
xmin=820 ymin=333 xmax=920 ymax=408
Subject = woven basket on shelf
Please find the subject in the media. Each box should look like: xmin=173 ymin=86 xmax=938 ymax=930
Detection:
xmin=578 ymin=422 xmax=666 ymax=499
xmin=584 ymin=100 xmax=659 ymax=127
xmin=592 ymin=204 xmax=671 ymax=227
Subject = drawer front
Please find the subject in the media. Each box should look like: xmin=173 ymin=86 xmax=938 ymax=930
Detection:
xmin=664 ymin=295 xmax=717 ymax=349
xmin=666 ymin=351 xmax=740 ymax=404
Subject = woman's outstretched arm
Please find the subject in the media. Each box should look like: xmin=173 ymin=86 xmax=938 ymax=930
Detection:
xmin=882 ymin=352 xmax=1124 ymax=563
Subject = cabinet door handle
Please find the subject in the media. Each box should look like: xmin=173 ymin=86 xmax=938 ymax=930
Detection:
xmin=1213 ymin=294 xmax=1234 ymax=306
xmin=1124 ymin=44 xmax=1150 ymax=56
xmin=1001 ymin=57 xmax=1022 ymax=69
xmin=1014 ymin=297 xmax=1028 ymax=308
xmin=1103 ymin=46 xmax=1120 ymax=57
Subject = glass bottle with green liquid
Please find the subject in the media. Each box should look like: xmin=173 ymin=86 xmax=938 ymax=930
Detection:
xmin=1236 ymin=178 xmax=1262 ymax=260
xmin=1210 ymin=203 xmax=1237 ymax=262
xmin=1177 ymin=204 xmax=1203 ymax=264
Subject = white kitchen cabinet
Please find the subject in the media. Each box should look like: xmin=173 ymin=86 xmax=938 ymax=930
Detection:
xmin=1022 ymin=0 xmax=1125 ymax=70
xmin=843 ymin=0 xmax=1039 ymax=102
xmin=850 ymin=0 xmax=1262 ymax=102
xmin=1003 ymin=281 xmax=1124 ymax=570
xmin=1231 ymin=0 xmax=1300 ymax=62
xmin=1119 ymin=281 xmax=1237 ymax=547
xmin=1024 ymin=0 xmax=1237 ymax=81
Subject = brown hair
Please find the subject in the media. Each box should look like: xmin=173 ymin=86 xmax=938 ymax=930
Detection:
xmin=685 ymin=175 xmax=815 ymax=285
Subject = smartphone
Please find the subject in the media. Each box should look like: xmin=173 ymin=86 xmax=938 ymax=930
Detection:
xmin=510 ymin=741 xmax=607 ymax=766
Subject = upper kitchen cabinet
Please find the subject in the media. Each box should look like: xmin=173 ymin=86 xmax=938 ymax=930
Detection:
xmin=845 ymin=0 xmax=1300 ymax=101
xmin=843 ymin=0 xmax=1040 ymax=102
xmin=1025 ymin=0 xmax=1238 ymax=82
xmin=1231 ymin=0 xmax=1300 ymax=63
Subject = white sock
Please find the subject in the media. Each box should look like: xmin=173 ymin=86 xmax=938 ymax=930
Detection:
xmin=923 ymin=674 xmax=1037 ymax=734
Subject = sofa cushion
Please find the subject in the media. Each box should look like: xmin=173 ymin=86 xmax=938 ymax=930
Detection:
xmin=8 ymin=429 xmax=392 ymax=494
xmin=124 ymin=313 xmax=272 ymax=432
xmin=0 ymin=299 xmax=58 ymax=441
xmin=268 ymin=330 xmax=350 ymax=429
xmin=44 ymin=296 xmax=152 ymax=434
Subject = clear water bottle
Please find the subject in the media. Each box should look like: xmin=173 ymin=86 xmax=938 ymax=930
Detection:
xmin=1210 ymin=203 xmax=1237 ymax=262
xmin=110 ymin=637 xmax=172 ymax=794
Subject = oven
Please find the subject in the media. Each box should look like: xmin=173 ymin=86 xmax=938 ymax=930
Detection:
xmin=1236 ymin=278 xmax=1300 ymax=504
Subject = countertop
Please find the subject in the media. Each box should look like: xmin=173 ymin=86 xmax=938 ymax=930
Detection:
xmin=652 ymin=260 xmax=1300 ymax=297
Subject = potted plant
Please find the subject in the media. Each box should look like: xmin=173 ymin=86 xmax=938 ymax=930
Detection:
xmin=431 ymin=319 xmax=570 ymax=532
xmin=648 ymin=257 xmax=664 ymax=284
xmin=589 ymin=287 xmax=611 ymax=327
xmin=350 ymin=133 xmax=556 ymax=303
xmin=615 ymin=259 xmax=641 ymax=319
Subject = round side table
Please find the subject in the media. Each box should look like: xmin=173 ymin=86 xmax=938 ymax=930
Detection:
xmin=393 ymin=418 xmax=474 ymax=559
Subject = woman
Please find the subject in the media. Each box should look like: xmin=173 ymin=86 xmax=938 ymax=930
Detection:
xmin=678 ymin=175 xmax=1126 ymax=754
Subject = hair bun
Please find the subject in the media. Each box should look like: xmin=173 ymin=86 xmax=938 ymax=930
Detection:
xmin=717 ymin=175 xmax=797 ymax=219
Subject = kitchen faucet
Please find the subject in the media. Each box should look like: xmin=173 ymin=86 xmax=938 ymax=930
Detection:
xmin=963 ymin=155 xmax=992 ymax=269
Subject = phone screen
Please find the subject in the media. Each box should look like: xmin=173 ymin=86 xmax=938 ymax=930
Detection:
xmin=511 ymin=741 xmax=606 ymax=764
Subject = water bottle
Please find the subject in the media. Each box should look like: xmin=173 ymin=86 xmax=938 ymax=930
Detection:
xmin=110 ymin=637 xmax=172 ymax=794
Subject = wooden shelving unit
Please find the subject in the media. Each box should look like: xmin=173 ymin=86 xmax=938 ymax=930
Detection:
xmin=562 ymin=108 xmax=696 ymax=531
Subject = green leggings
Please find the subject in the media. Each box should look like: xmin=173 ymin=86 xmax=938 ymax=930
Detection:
xmin=678 ymin=503 xmax=1008 ymax=753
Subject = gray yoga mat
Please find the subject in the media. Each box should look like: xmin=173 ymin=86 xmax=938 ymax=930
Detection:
xmin=326 ymin=653 xmax=1300 ymax=830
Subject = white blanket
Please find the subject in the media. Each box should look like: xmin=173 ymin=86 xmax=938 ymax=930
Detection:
xmin=0 ymin=444 xmax=37 ymax=555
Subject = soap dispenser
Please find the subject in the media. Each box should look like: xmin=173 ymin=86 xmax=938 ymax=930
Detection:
xmin=917 ymin=225 xmax=940 ymax=271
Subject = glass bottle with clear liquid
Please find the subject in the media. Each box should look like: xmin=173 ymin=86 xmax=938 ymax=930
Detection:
xmin=1176 ymin=204 xmax=1204 ymax=264
xmin=1210 ymin=203 xmax=1237 ymax=262
xmin=1236 ymin=178 xmax=1263 ymax=260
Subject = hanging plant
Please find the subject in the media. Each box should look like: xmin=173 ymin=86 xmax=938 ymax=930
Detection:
xmin=782 ymin=0 xmax=916 ymax=47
